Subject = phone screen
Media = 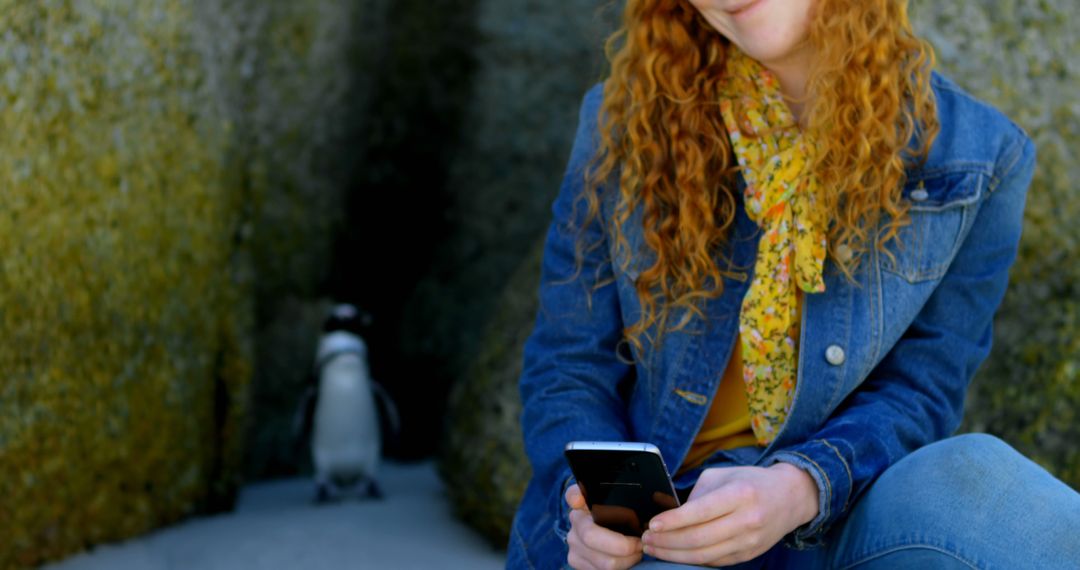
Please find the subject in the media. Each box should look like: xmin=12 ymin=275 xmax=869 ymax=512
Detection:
xmin=564 ymin=446 xmax=680 ymax=537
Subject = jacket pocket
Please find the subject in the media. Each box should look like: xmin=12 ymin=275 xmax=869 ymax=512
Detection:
xmin=879 ymin=170 xmax=985 ymax=284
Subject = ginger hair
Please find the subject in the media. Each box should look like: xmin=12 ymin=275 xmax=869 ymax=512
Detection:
xmin=560 ymin=0 xmax=940 ymax=362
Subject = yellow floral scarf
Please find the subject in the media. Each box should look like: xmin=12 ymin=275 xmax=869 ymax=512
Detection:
xmin=717 ymin=44 xmax=828 ymax=446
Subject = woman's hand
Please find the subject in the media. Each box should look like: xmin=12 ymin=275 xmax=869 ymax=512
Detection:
xmin=564 ymin=483 xmax=644 ymax=570
xmin=640 ymin=463 xmax=819 ymax=567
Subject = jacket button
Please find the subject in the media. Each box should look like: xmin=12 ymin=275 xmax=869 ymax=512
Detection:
xmin=825 ymin=345 xmax=845 ymax=366
xmin=836 ymin=244 xmax=852 ymax=263
xmin=910 ymin=189 xmax=929 ymax=201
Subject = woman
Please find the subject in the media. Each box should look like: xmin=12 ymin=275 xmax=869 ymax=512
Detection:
xmin=507 ymin=1 xmax=1080 ymax=569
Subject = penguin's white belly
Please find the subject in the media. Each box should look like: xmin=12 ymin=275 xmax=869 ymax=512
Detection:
xmin=312 ymin=355 xmax=380 ymax=478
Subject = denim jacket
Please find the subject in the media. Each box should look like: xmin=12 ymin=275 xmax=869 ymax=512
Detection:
xmin=506 ymin=69 xmax=1037 ymax=570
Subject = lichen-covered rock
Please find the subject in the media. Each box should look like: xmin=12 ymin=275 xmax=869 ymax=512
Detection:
xmin=430 ymin=0 xmax=621 ymax=546
xmin=0 ymin=2 xmax=251 ymax=565
xmin=399 ymin=0 xmax=617 ymax=453
xmin=247 ymin=296 xmax=337 ymax=478
xmin=231 ymin=0 xmax=390 ymax=481
xmin=441 ymin=0 xmax=1079 ymax=549
xmin=0 ymin=0 xmax=378 ymax=566
xmin=397 ymin=0 xmax=618 ymax=374
xmin=910 ymin=0 xmax=1080 ymax=490
xmin=424 ymin=0 xmax=619 ymax=375
xmin=439 ymin=239 xmax=544 ymax=549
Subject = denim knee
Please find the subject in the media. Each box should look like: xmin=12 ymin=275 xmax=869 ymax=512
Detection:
xmin=878 ymin=432 xmax=1024 ymax=501
xmin=911 ymin=432 xmax=1020 ymax=473
xmin=829 ymin=432 xmax=1080 ymax=569
xmin=841 ymin=544 xmax=978 ymax=569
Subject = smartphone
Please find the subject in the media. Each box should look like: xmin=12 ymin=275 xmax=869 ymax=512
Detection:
xmin=564 ymin=441 xmax=682 ymax=537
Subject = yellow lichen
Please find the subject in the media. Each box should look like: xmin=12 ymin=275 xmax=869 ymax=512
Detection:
xmin=0 ymin=1 xmax=252 ymax=566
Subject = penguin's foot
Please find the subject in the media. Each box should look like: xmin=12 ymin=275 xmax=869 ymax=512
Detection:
xmin=313 ymin=481 xmax=337 ymax=505
xmin=366 ymin=479 xmax=385 ymax=500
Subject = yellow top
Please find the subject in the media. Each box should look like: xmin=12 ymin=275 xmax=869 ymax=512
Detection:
xmin=675 ymin=288 xmax=804 ymax=478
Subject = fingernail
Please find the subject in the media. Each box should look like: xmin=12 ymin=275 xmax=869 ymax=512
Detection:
xmin=650 ymin=520 xmax=663 ymax=532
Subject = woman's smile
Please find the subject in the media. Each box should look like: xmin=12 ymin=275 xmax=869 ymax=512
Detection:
xmin=725 ymin=0 xmax=767 ymax=19
xmin=688 ymin=0 xmax=815 ymax=69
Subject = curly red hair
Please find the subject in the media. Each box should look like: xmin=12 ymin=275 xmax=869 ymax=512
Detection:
xmin=559 ymin=0 xmax=940 ymax=362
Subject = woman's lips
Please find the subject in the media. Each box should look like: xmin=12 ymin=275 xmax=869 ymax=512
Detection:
xmin=726 ymin=0 xmax=763 ymax=16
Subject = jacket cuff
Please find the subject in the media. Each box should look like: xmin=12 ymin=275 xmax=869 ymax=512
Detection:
xmin=553 ymin=468 xmax=577 ymax=545
xmin=760 ymin=438 xmax=853 ymax=549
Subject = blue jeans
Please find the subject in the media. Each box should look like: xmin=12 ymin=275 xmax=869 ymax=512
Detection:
xmin=633 ymin=433 xmax=1080 ymax=569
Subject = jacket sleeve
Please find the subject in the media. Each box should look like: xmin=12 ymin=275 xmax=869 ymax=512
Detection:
xmin=759 ymin=131 xmax=1038 ymax=549
xmin=518 ymin=82 xmax=636 ymax=548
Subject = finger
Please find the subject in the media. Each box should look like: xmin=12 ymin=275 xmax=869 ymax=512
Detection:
xmin=642 ymin=510 xmax=750 ymax=552
xmin=645 ymin=528 xmax=762 ymax=568
xmin=569 ymin=484 xmax=587 ymax=510
xmin=565 ymin=484 xmax=586 ymax=510
xmin=565 ymin=539 xmax=600 ymax=570
xmin=647 ymin=481 xmax=748 ymax=532
xmin=574 ymin=528 xmax=641 ymax=570
xmin=576 ymin=540 xmax=640 ymax=570
xmin=569 ymin=511 xmax=629 ymax=570
xmin=573 ymin=508 xmax=643 ymax=559
xmin=570 ymin=539 xmax=604 ymax=570
xmin=567 ymin=512 xmax=593 ymax=570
